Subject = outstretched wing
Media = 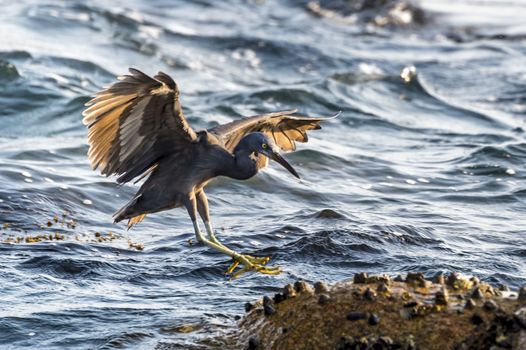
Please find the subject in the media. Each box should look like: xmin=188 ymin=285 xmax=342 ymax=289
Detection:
xmin=82 ymin=68 xmax=196 ymax=184
xmin=209 ymin=109 xmax=338 ymax=152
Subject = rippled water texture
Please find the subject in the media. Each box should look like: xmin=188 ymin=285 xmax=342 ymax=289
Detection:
xmin=0 ymin=0 xmax=525 ymax=348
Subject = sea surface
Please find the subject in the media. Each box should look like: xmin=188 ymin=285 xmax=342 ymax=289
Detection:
xmin=0 ymin=0 xmax=525 ymax=348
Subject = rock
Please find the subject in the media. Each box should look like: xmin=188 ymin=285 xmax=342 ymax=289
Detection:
xmin=283 ymin=284 xmax=296 ymax=299
xmin=234 ymin=273 xmax=525 ymax=350
xmin=498 ymin=284 xmax=510 ymax=292
xmin=247 ymin=336 xmax=259 ymax=350
xmin=394 ymin=275 xmax=404 ymax=282
xmin=355 ymin=336 xmax=368 ymax=348
xmin=318 ymin=294 xmax=330 ymax=305
xmin=368 ymin=313 xmax=380 ymax=326
xmin=516 ymin=332 xmax=526 ymax=350
xmin=363 ymin=288 xmax=377 ymax=301
xmin=0 ymin=61 xmax=19 ymax=82
xmin=245 ymin=302 xmax=254 ymax=312
xmin=465 ymin=298 xmax=477 ymax=310
xmin=337 ymin=336 xmax=352 ymax=350
xmin=263 ymin=296 xmax=276 ymax=316
xmin=483 ymin=300 xmax=498 ymax=312
xmin=401 ymin=301 xmax=426 ymax=320
xmin=377 ymin=282 xmax=390 ymax=293
xmin=482 ymin=283 xmax=500 ymax=296
xmin=314 ymin=281 xmax=328 ymax=294
xmin=365 ymin=274 xmax=391 ymax=284
xmin=404 ymin=301 xmax=419 ymax=308
xmin=406 ymin=337 xmax=416 ymax=350
xmin=447 ymin=272 xmax=466 ymax=289
xmin=405 ymin=272 xmax=427 ymax=287
xmin=273 ymin=293 xmax=286 ymax=304
xmin=514 ymin=307 xmax=526 ymax=328
xmin=263 ymin=303 xmax=275 ymax=316
xmin=294 ymin=280 xmax=313 ymax=294
xmin=433 ymin=273 xmax=445 ymax=285
xmin=353 ymin=272 xmax=368 ymax=284
xmin=435 ymin=288 xmax=449 ymax=306
xmin=519 ymin=286 xmax=526 ymax=303
xmin=495 ymin=336 xmax=512 ymax=349
xmin=471 ymin=286 xmax=484 ymax=299
xmin=347 ymin=311 xmax=367 ymax=321
xmin=471 ymin=284 xmax=500 ymax=299
xmin=471 ymin=313 xmax=484 ymax=325
xmin=378 ymin=336 xmax=393 ymax=346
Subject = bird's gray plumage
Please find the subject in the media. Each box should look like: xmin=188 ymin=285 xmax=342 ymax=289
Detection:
xmin=83 ymin=68 xmax=335 ymax=231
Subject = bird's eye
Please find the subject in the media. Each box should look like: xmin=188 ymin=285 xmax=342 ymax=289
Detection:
xmin=262 ymin=143 xmax=268 ymax=149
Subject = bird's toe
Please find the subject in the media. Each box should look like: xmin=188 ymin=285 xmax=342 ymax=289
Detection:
xmin=226 ymin=260 xmax=240 ymax=275
xmin=255 ymin=265 xmax=282 ymax=275
xmin=244 ymin=255 xmax=270 ymax=265
xmin=226 ymin=253 xmax=281 ymax=279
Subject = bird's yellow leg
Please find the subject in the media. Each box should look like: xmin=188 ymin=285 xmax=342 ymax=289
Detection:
xmin=194 ymin=192 xmax=275 ymax=276
xmin=204 ymin=221 xmax=271 ymax=266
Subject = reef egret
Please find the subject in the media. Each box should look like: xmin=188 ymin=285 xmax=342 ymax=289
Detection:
xmin=82 ymin=68 xmax=337 ymax=278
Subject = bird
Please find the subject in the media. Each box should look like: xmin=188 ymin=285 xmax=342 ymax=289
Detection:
xmin=82 ymin=68 xmax=338 ymax=278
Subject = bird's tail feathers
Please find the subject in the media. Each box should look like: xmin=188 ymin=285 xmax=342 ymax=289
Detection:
xmin=127 ymin=214 xmax=146 ymax=229
xmin=113 ymin=195 xmax=146 ymax=229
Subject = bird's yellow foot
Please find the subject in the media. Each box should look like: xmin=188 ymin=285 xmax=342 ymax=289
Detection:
xmin=226 ymin=254 xmax=270 ymax=274
xmin=244 ymin=254 xmax=271 ymax=265
xmin=226 ymin=253 xmax=281 ymax=279
xmin=230 ymin=265 xmax=282 ymax=280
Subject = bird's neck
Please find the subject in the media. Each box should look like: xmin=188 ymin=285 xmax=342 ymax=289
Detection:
xmin=220 ymin=149 xmax=258 ymax=180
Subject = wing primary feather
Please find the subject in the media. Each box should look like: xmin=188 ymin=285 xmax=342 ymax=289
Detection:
xmin=83 ymin=69 xmax=196 ymax=184
xmin=208 ymin=109 xmax=338 ymax=153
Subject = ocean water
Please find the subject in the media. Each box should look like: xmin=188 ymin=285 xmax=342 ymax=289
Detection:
xmin=0 ymin=0 xmax=525 ymax=348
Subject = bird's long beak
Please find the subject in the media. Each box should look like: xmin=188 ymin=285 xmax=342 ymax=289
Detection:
xmin=263 ymin=149 xmax=300 ymax=179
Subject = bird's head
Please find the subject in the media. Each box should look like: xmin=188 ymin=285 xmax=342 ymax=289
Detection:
xmin=236 ymin=132 xmax=299 ymax=179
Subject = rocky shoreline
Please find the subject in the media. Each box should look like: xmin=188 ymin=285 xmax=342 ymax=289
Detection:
xmin=232 ymin=273 xmax=526 ymax=350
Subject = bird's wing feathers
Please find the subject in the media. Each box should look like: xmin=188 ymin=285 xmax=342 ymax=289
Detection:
xmin=209 ymin=109 xmax=335 ymax=152
xmin=82 ymin=68 xmax=196 ymax=183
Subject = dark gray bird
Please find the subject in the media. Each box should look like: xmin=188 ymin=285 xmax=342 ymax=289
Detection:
xmin=82 ymin=68 xmax=337 ymax=278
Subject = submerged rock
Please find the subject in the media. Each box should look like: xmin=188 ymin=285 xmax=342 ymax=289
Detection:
xmin=0 ymin=60 xmax=19 ymax=82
